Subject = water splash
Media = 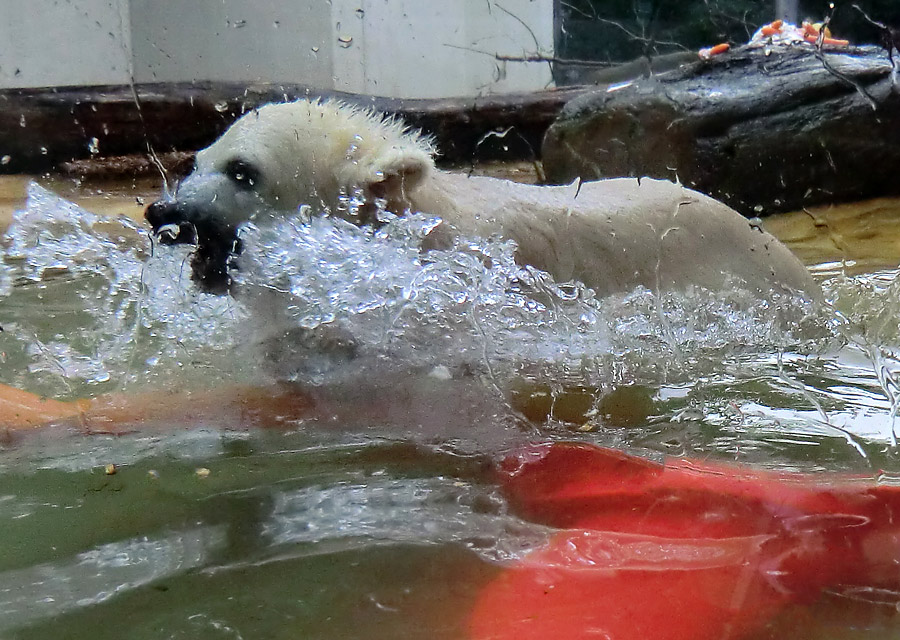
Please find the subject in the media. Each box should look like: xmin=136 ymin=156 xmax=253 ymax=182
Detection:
xmin=0 ymin=183 xmax=248 ymax=395
xmin=1 ymin=182 xmax=893 ymax=451
xmin=234 ymin=209 xmax=829 ymax=389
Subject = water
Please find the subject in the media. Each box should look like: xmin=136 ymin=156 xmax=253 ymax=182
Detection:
xmin=3 ymin=181 xmax=900 ymax=637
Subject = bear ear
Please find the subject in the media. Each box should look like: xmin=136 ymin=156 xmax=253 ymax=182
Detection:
xmin=364 ymin=146 xmax=433 ymax=204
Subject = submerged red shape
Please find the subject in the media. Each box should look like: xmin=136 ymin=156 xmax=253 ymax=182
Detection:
xmin=469 ymin=443 xmax=900 ymax=640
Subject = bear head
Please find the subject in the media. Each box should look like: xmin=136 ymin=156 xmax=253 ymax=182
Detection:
xmin=145 ymin=99 xmax=435 ymax=292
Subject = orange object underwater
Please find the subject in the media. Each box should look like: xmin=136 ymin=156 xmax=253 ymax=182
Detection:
xmin=5 ymin=382 xmax=900 ymax=637
xmin=470 ymin=442 xmax=900 ymax=640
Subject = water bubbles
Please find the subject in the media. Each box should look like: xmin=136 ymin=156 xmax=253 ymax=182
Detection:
xmin=0 ymin=183 xmax=862 ymax=448
xmin=344 ymin=135 xmax=363 ymax=164
xmin=26 ymin=340 xmax=111 ymax=384
xmin=0 ymin=183 xmax=248 ymax=395
xmin=264 ymin=477 xmax=551 ymax=562
xmin=227 ymin=207 xmax=824 ymax=391
xmin=0 ymin=261 xmax=11 ymax=297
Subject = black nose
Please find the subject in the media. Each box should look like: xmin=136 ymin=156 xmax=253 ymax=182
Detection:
xmin=144 ymin=201 xmax=198 ymax=245
xmin=145 ymin=199 xmax=243 ymax=295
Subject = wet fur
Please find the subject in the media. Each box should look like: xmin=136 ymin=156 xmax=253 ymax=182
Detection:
xmin=146 ymin=99 xmax=820 ymax=301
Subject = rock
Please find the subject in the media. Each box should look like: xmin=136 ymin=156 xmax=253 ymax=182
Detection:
xmin=542 ymin=44 xmax=900 ymax=215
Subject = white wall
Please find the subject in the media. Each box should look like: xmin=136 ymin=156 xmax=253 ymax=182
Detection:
xmin=332 ymin=0 xmax=554 ymax=98
xmin=0 ymin=0 xmax=132 ymax=88
xmin=129 ymin=0 xmax=333 ymax=87
xmin=0 ymin=0 xmax=554 ymax=98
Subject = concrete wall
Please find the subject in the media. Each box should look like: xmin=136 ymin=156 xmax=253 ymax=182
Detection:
xmin=0 ymin=0 xmax=554 ymax=98
xmin=332 ymin=0 xmax=554 ymax=98
xmin=0 ymin=0 xmax=132 ymax=87
xmin=129 ymin=0 xmax=333 ymax=87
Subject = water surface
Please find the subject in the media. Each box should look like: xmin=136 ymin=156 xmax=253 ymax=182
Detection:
xmin=3 ymin=179 xmax=900 ymax=638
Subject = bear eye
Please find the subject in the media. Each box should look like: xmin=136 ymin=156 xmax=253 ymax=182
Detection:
xmin=223 ymin=158 xmax=261 ymax=190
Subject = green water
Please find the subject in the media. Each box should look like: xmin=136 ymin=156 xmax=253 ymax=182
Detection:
xmin=0 ymin=432 xmax=507 ymax=639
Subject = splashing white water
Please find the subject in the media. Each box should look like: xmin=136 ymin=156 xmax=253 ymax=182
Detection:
xmin=1 ymin=183 xmax=248 ymax=394
xmin=233 ymin=207 xmax=830 ymax=387
xmin=1 ymin=182 xmax=829 ymax=395
xmin=8 ymin=182 xmax=900 ymax=452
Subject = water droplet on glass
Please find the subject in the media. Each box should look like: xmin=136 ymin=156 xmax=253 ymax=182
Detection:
xmin=338 ymin=35 xmax=353 ymax=48
xmin=88 ymin=137 xmax=100 ymax=155
xmin=40 ymin=146 xmax=48 ymax=155
xmin=19 ymin=114 xmax=26 ymax=127
xmin=0 ymin=155 xmax=10 ymax=165
xmin=214 ymin=101 xmax=229 ymax=113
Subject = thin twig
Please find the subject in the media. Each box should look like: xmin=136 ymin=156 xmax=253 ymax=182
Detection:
xmin=494 ymin=53 xmax=615 ymax=67
xmin=813 ymin=6 xmax=879 ymax=110
xmin=495 ymin=3 xmax=553 ymax=76
xmin=443 ymin=43 xmax=615 ymax=67
xmin=560 ymin=0 xmax=598 ymax=21
xmin=591 ymin=16 xmax=689 ymax=51
xmin=852 ymin=4 xmax=900 ymax=84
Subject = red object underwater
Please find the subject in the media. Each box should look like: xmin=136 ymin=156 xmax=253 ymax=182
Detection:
xmin=470 ymin=442 xmax=900 ymax=640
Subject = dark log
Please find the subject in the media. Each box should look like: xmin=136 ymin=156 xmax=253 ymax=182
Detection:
xmin=542 ymin=44 xmax=900 ymax=215
xmin=0 ymin=82 xmax=590 ymax=175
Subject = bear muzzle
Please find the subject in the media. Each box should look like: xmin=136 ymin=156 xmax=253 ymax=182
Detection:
xmin=145 ymin=199 xmax=243 ymax=295
xmin=145 ymin=200 xmax=200 ymax=245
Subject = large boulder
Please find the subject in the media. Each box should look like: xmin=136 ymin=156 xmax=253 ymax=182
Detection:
xmin=543 ymin=45 xmax=900 ymax=216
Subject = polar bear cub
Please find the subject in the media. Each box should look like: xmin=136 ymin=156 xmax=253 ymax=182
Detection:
xmin=145 ymin=99 xmax=819 ymax=300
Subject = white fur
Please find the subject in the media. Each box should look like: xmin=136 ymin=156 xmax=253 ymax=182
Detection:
xmin=176 ymin=99 xmax=819 ymax=299
xmin=191 ymin=100 xmax=434 ymax=221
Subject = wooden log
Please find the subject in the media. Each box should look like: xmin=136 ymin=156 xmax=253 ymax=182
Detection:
xmin=0 ymin=83 xmax=590 ymax=175
xmin=542 ymin=44 xmax=900 ymax=215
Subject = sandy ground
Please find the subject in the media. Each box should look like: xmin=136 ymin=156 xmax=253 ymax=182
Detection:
xmin=0 ymin=174 xmax=158 ymax=231
xmin=762 ymin=197 xmax=900 ymax=272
